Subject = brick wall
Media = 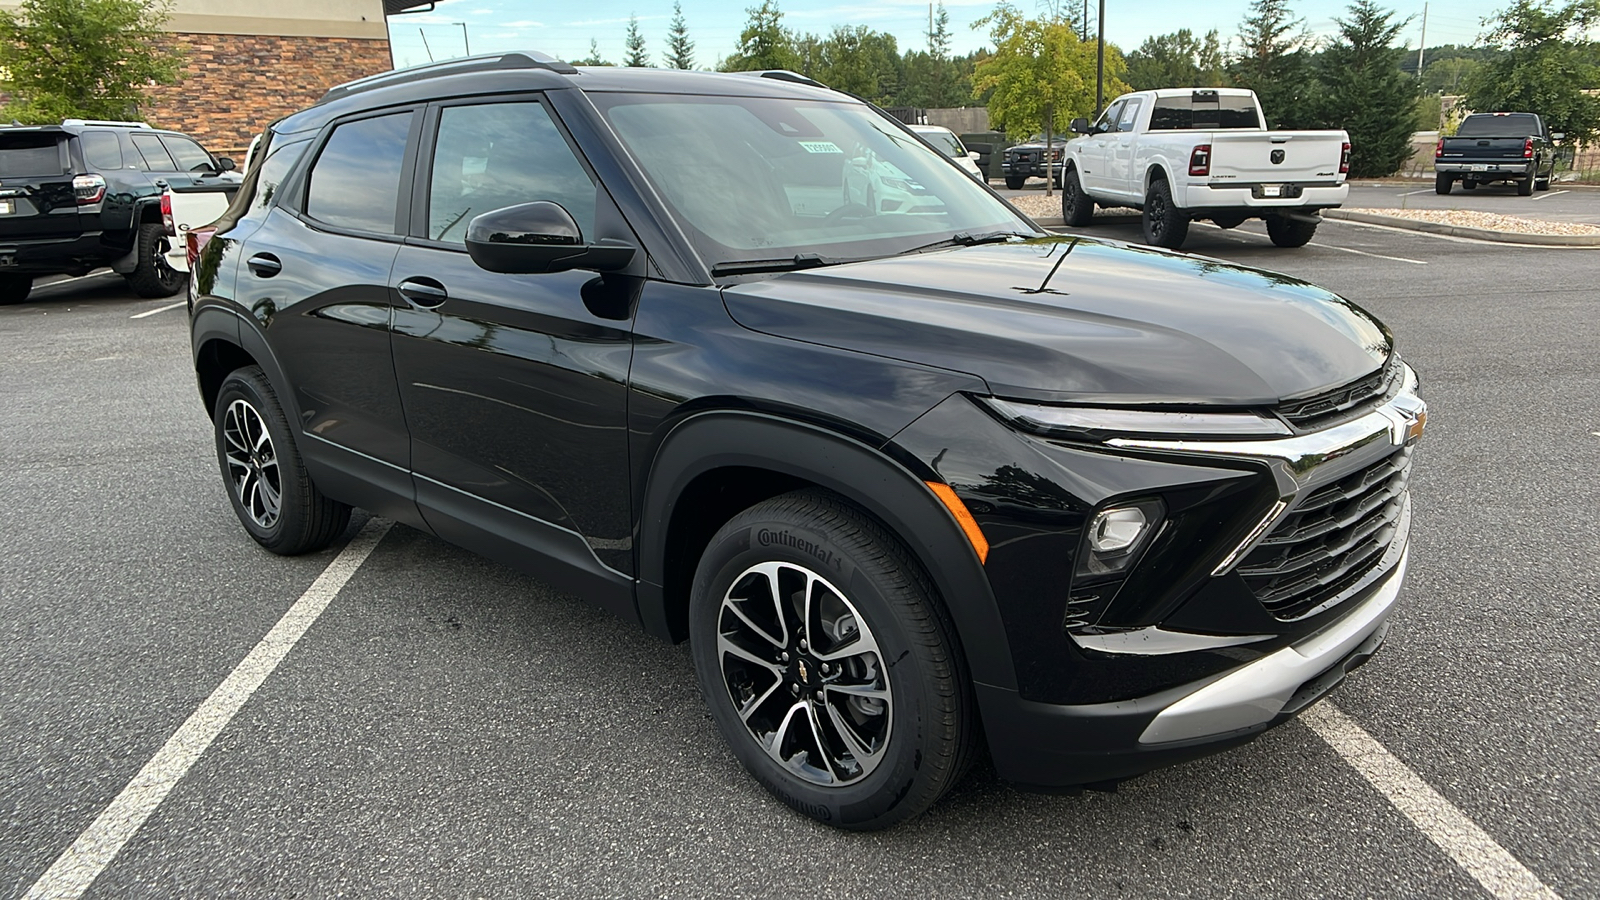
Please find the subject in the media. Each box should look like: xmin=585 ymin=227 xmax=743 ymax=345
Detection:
xmin=144 ymin=33 xmax=394 ymax=157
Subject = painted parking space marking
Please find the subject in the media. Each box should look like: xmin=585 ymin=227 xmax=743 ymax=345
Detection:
xmin=1397 ymin=189 xmax=1435 ymax=197
xmin=129 ymin=301 xmax=186 ymax=319
xmin=22 ymin=519 xmax=393 ymax=900
xmin=1303 ymin=703 xmax=1562 ymax=900
xmin=1308 ymin=242 xmax=1428 ymax=265
xmin=1531 ymin=190 xmax=1570 ymax=202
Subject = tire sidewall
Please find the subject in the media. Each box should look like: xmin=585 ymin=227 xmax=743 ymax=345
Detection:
xmin=213 ymin=368 xmax=300 ymax=550
xmin=688 ymin=507 xmax=943 ymax=829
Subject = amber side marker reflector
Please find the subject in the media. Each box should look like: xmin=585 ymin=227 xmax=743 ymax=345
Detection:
xmin=925 ymin=481 xmax=989 ymax=564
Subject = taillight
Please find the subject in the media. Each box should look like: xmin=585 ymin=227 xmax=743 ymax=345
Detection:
xmin=72 ymin=173 xmax=106 ymax=205
xmin=1339 ymin=142 xmax=1351 ymax=175
xmin=1189 ymin=144 xmax=1211 ymax=177
xmin=1524 ymin=137 xmax=1534 ymax=158
xmin=186 ymin=225 xmax=216 ymax=269
xmin=1435 ymin=139 xmax=1444 ymax=158
xmin=160 ymin=191 xmax=175 ymax=236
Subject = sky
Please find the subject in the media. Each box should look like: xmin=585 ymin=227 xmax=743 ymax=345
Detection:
xmin=384 ymin=0 xmax=1506 ymax=72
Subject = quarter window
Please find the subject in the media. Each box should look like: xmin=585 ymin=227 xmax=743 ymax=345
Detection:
xmin=305 ymin=112 xmax=413 ymax=235
xmin=130 ymin=133 xmax=177 ymax=171
xmin=426 ymin=102 xmax=596 ymax=244
xmin=81 ymin=132 xmax=124 ymax=169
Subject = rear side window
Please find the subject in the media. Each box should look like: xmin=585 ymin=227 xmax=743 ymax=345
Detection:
xmin=0 ymin=133 xmax=67 ymax=176
xmin=251 ymin=140 xmax=307 ymax=211
xmin=1149 ymin=94 xmax=1260 ymax=130
xmin=81 ymin=132 xmax=124 ymax=169
xmin=160 ymin=135 xmax=216 ymax=173
xmin=1117 ymin=99 xmax=1142 ymax=132
xmin=131 ymin=133 xmax=177 ymax=170
xmin=1457 ymin=114 xmax=1541 ymax=137
xmin=305 ymin=112 xmax=412 ymax=234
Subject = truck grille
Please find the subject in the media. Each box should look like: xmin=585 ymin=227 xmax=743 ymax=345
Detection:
xmin=1237 ymin=445 xmax=1413 ymax=621
xmin=1277 ymin=357 xmax=1398 ymax=430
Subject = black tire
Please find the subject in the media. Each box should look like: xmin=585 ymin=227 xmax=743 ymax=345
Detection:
xmin=1461 ymin=179 xmax=1477 ymax=191
xmin=0 ymin=273 xmax=32 ymax=305
xmin=1210 ymin=214 xmax=1247 ymax=229
xmin=1141 ymin=179 xmax=1189 ymax=249
xmin=1265 ymin=215 xmax=1318 ymax=248
xmin=1004 ymin=175 xmax=1026 ymax=190
xmin=1517 ymin=171 xmax=1534 ymax=196
xmin=214 ymin=366 xmax=351 ymax=555
xmin=125 ymin=221 xmax=187 ymax=299
xmin=1435 ymin=173 xmax=1452 ymax=195
xmin=689 ymin=488 xmax=975 ymax=831
xmin=1060 ymin=166 xmax=1094 ymax=227
xmin=1535 ymin=176 xmax=1551 ymax=191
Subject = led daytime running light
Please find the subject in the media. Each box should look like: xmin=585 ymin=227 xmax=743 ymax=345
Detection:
xmin=986 ymin=398 xmax=1291 ymax=440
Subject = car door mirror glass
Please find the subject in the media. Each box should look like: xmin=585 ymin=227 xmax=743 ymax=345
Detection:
xmin=217 ymin=156 xmax=236 ymax=171
xmin=1551 ymin=132 xmax=1565 ymax=141
xmin=466 ymin=201 xmax=635 ymax=275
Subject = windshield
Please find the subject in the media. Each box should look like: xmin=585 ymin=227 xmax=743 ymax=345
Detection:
xmin=919 ymin=129 xmax=966 ymax=158
xmin=1457 ymin=114 xmax=1540 ymax=137
xmin=594 ymin=93 xmax=1034 ymax=270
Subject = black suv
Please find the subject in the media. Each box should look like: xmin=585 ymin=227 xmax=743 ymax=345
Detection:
xmin=1000 ymin=136 xmax=1064 ymax=189
xmin=0 ymin=119 xmax=235 ymax=303
xmin=189 ymin=54 xmax=1426 ymax=830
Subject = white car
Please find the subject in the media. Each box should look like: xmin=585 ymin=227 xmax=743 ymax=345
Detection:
xmin=911 ymin=124 xmax=985 ymax=181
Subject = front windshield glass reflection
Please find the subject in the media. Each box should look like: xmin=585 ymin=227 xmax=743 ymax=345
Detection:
xmin=594 ymin=93 xmax=1034 ymax=268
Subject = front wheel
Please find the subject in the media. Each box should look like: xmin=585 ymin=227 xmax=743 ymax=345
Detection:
xmin=1435 ymin=173 xmax=1452 ymax=195
xmin=0 ymin=273 xmax=32 ymax=305
xmin=1141 ymin=179 xmax=1189 ymax=249
xmin=1265 ymin=215 xmax=1318 ymax=248
xmin=689 ymin=489 xmax=975 ymax=830
xmin=1060 ymin=167 xmax=1094 ymax=227
xmin=1004 ymin=175 xmax=1026 ymax=190
xmin=126 ymin=221 xmax=187 ymax=298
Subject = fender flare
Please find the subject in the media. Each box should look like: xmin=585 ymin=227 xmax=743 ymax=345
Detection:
xmin=637 ymin=410 xmax=1018 ymax=691
xmin=190 ymin=305 xmax=303 ymax=428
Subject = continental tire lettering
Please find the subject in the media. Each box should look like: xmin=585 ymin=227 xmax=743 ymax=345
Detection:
xmin=756 ymin=528 xmax=841 ymax=570
xmin=756 ymin=773 xmax=834 ymax=821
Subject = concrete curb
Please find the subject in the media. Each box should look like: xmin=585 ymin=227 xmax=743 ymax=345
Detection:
xmin=1323 ymin=209 xmax=1600 ymax=247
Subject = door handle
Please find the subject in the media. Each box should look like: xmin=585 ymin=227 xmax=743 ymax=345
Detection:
xmin=397 ymin=277 xmax=448 ymax=309
xmin=246 ymin=253 xmax=281 ymax=278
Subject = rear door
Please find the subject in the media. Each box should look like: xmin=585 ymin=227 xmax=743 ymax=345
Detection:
xmin=0 ymin=130 xmax=82 ymax=246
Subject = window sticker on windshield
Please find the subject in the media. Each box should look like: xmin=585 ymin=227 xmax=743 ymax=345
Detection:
xmin=798 ymin=141 xmax=843 ymax=154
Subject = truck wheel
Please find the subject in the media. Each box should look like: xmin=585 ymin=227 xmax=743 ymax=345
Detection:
xmin=1535 ymin=176 xmax=1550 ymax=191
xmin=0 ymin=274 xmax=32 ymax=305
xmin=1004 ymin=176 xmax=1026 ymax=191
xmin=126 ymin=222 xmax=187 ymax=298
xmin=1435 ymin=173 xmax=1452 ymax=195
xmin=1060 ymin=167 xmax=1094 ymax=227
xmin=1265 ymin=216 xmax=1318 ymax=248
xmin=688 ymin=488 xmax=976 ymax=831
xmin=1461 ymin=179 xmax=1477 ymax=191
xmin=1141 ymin=180 xmax=1189 ymax=249
xmin=1517 ymin=171 xmax=1534 ymax=196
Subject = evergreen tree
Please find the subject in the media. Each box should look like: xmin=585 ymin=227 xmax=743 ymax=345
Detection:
xmin=1315 ymin=0 xmax=1418 ymax=177
xmin=719 ymin=0 xmax=800 ymax=72
xmin=664 ymin=1 xmax=695 ymax=70
xmin=1125 ymin=29 xmax=1225 ymax=91
xmin=573 ymin=38 xmax=612 ymax=67
xmin=623 ymin=15 xmax=649 ymax=67
xmin=0 ymin=0 xmax=182 ymax=123
xmin=816 ymin=25 xmax=902 ymax=104
xmin=1464 ymin=0 xmax=1600 ymax=144
xmin=1229 ymin=0 xmax=1316 ymax=129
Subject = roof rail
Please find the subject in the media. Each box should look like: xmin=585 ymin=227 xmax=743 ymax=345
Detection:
xmin=319 ymin=51 xmax=578 ymax=103
xmin=739 ymin=70 xmax=828 ymax=89
xmin=62 ymin=118 xmax=153 ymax=129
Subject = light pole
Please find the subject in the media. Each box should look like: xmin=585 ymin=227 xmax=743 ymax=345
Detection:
xmin=1095 ymin=0 xmax=1105 ymax=116
xmin=455 ymin=22 xmax=471 ymax=56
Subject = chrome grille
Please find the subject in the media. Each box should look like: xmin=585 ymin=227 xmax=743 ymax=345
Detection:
xmin=1238 ymin=445 xmax=1413 ymax=621
xmin=1278 ymin=358 xmax=1397 ymax=430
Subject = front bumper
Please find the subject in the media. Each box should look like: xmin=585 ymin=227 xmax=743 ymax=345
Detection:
xmin=1002 ymin=160 xmax=1063 ymax=178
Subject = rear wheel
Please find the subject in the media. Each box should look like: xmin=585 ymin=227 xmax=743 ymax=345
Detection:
xmin=1461 ymin=179 xmax=1477 ymax=191
xmin=1435 ymin=173 xmax=1452 ymax=194
xmin=1535 ymin=175 xmax=1551 ymax=191
xmin=689 ymin=489 xmax=975 ymax=830
xmin=1517 ymin=171 xmax=1534 ymax=196
xmin=126 ymin=221 xmax=186 ymax=298
xmin=0 ymin=273 xmax=32 ymax=305
xmin=1141 ymin=179 xmax=1189 ymax=249
xmin=1265 ymin=215 xmax=1318 ymax=248
xmin=1004 ymin=175 xmax=1026 ymax=190
xmin=1060 ymin=167 xmax=1094 ymax=227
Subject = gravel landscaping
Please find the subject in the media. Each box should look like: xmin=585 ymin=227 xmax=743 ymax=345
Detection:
xmin=1341 ymin=207 xmax=1600 ymax=236
xmin=1006 ymin=193 xmax=1136 ymax=220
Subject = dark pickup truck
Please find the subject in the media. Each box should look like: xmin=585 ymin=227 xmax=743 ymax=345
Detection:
xmin=1434 ymin=112 xmax=1559 ymax=195
xmin=1000 ymin=136 xmax=1064 ymax=189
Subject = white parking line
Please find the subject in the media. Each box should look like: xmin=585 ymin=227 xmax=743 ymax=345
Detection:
xmin=1397 ymin=189 xmax=1435 ymax=197
xmin=1302 ymin=703 xmax=1562 ymax=900
xmin=129 ymin=301 xmax=185 ymax=319
xmin=1309 ymin=242 xmax=1428 ymax=265
xmin=22 ymin=519 xmax=393 ymax=900
xmin=1531 ymin=190 xmax=1569 ymax=201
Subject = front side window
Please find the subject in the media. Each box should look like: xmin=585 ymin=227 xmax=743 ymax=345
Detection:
xmin=130 ymin=133 xmax=177 ymax=171
xmin=1094 ymin=101 xmax=1125 ymax=134
xmin=426 ymin=101 xmax=596 ymax=244
xmin=160 ymin=135 xmax=217 ymax=173
xmin=305 ymin=112 xmax=412 ymax=234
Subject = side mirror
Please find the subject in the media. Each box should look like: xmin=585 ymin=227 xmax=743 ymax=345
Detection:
xmin=967 ymin=150 xmax=981 ymax=160
xmin=466 ymin=201 xmax=635 ymax=275
xmin=216 ymin=157 xmax=236 ymax=171
xmin=1069 ymin=117 xmax=1092 ymax=135
xmin=1551 ymin=132 xmax=1565 ymax=141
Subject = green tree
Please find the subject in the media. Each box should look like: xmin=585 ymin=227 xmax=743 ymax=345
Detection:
xmin=573 ymin=38 xmax=612 ymax=67
xmin=1464 ymin=0 xmax=1600 ymax=143
xmin=1229 ymin=0 xmax=1316 ymax=129
xmin=719 ymin=0 xmax=800 ymax=72
xmin=623 ymin=15 xmax=649 ymax=67
xmin=664 ymin=1 xmax=695 ymax=69
xmin=816 ymin=25 xmax=902 ymax=104
xmin=1124 ymin=28 xmax=1226 ymax=91
xmin=0 ymin=0 xmax=181 ymax=124
xmin=1423 ymin=56 xmax=1481 ymax=95
xmin=973 ymin=3 xmax=1126 ymax=195
xmin=1314 ymin=0 xmax=1418 ymax=176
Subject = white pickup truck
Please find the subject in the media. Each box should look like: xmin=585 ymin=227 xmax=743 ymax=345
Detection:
xmin=160 ymin=135 xmax=256 ymax=272
xmin=1059 ymin=88 xmax=1351 ymax=250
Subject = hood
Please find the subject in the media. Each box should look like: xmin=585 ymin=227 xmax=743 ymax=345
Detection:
xmin=721 ymin=237 xmax=1392 ymax=405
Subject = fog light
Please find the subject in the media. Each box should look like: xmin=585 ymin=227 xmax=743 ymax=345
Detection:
xmin=1089 ymin=506 xmax=1149 ymax=553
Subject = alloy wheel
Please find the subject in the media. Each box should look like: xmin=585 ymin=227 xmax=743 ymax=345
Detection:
xmin=715 ymin=561 xmax=893 ymax=786
xmin=222 ymin=398 xmax=282 ymax=528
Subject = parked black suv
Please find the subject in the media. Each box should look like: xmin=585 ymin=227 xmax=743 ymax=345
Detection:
xmin=190 ymin=54 xmax=1426 ymax=830
xmin=1000 ymin=135 xmax=1064 ymax=189
xmin=0 ymin=119 xmax=235 ymax=303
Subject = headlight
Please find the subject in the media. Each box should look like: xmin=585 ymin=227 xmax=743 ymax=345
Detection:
xmin=982 ymin=397 xmax=1291 ymax=440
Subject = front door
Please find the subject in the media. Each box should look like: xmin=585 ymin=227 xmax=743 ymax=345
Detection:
xmin=1078 ymin=99 xmax=1124 ymax=193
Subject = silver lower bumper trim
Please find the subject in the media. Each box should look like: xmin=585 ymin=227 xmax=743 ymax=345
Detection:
xmin=1138 ymin=549 xmax=1408 ymax=745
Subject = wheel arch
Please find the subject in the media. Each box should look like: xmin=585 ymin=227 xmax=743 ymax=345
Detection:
xmin=192 ymin=308 xmax=301 ymax=426
xmin=637 ymin=410 xmax=1018 ymax=691
xmin=1145 ymin=162 xmax=1173 ymax=193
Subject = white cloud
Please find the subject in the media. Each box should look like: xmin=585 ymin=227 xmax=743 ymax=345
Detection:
xmin=565 ymin=14 xmax=670 ymax=27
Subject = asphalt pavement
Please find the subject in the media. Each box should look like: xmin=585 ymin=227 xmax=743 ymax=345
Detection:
xmin=2 ymin=220 xmax=1598 ymax=899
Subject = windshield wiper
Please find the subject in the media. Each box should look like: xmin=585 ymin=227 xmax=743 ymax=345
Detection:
xmin=897 ymin=230 xmax=1036 ymax=256
xmin=710 ymin=253 xmax=852 ymax=277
